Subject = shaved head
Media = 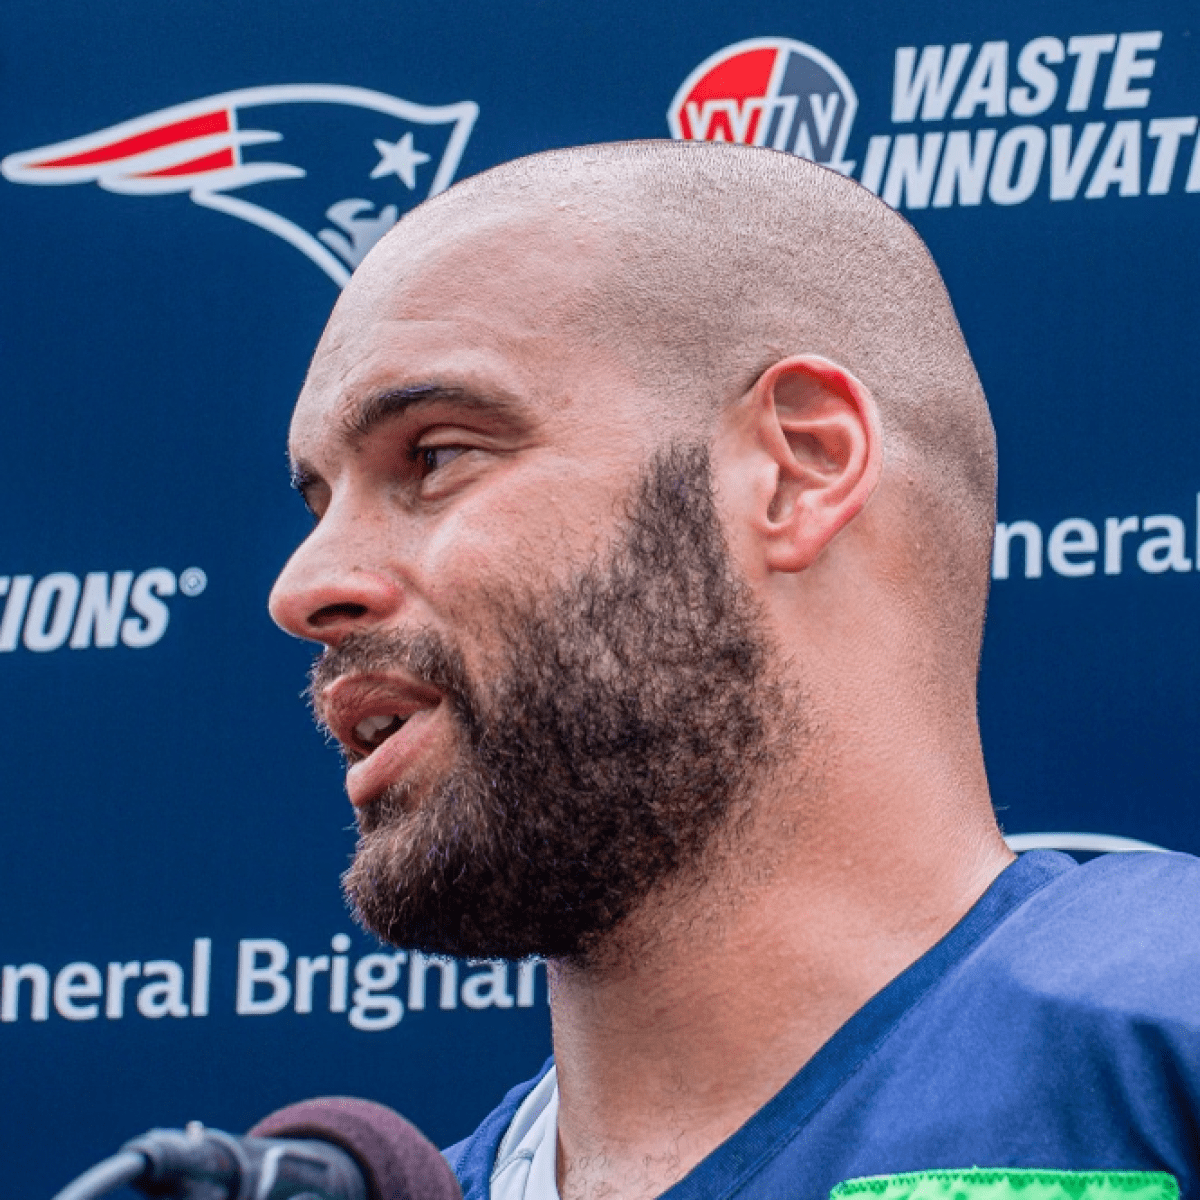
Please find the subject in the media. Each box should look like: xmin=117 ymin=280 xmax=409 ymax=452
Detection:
xmin=379 ymin=140 xmax=997 ymax=673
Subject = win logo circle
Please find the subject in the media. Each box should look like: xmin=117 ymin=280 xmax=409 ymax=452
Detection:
xmin=668 ymin=37 xmax=859 ymax=176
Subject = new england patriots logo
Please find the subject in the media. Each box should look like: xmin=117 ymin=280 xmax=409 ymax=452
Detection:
xmin=1 ymin=84 xmax=479 ymax=287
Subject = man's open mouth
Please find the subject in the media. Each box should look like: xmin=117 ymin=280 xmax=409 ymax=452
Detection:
xmin=318 ymin=672 xmax=444 ymax=768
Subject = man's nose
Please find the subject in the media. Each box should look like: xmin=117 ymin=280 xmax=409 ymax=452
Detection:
xmin=268 ymin=523 xmax=402 ymax=645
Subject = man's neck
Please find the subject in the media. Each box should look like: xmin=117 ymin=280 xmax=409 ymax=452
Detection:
xmin=546 ymin=788 xmax=1012 ymax=1200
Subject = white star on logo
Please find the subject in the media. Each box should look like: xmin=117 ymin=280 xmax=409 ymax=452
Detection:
xmin=370 ymin=132 xmax=431 ymax=189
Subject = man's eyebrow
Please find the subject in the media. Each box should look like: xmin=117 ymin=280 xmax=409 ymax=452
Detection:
xmin=337 ymin=383 xmax=529 ymax=447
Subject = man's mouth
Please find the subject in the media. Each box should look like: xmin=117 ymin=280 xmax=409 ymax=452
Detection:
xmin=318 ymin=673 xmax=446 ymax=805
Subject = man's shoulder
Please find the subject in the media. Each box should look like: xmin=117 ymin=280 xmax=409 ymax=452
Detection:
xmin=771 ymin=851 xmax=1200 ymax=1195
xmin=443 ymin=1057 xmax=554 ymax=1200
xmin=703 ymin=851 xmax=1200 ymax=1200
xmin=988 ymin=850 xmax=1200 ymax=1018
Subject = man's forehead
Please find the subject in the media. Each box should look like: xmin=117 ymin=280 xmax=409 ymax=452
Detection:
xmin=288 ymin=206 xmax=637 ymax=455
xmin=316 ymin=199 xmax=612 ymax=367
xmin=362 ymin=194 xmax=612 ymax=307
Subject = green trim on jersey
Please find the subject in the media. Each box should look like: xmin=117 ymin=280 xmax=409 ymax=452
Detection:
xmin=831 ymin=1169 xmax=1178 ymax=1200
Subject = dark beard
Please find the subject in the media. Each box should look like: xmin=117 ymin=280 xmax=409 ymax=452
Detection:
xmin=310 ymin=444 xmax=782 ymax=965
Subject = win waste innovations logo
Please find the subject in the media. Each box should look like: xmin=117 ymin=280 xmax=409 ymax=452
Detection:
xmin=1 ymin=85 xmax=478 ymax=287
xmin=670 ymin=31 xmax=1200 ymax=210
xmin=668 ymin=38 xmax=858 ymax=174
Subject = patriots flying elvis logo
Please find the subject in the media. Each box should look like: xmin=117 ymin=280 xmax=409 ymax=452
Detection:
xmin=0 ymin=84 xmax=479 ymax=287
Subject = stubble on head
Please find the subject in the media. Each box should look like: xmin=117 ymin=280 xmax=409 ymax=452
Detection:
xmin=309 ymin=443 xmax=797 ymax=969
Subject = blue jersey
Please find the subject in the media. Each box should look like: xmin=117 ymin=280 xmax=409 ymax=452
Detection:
xmin=446 ymin=851 xmax=1200 ymax=1200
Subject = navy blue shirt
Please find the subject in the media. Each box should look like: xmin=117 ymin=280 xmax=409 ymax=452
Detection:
xmin=446 ymin=851 xmax=1200 ymax=1200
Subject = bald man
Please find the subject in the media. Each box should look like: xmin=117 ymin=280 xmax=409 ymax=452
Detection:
xmin=270 ymin=142 xmax=1200 ymax=1200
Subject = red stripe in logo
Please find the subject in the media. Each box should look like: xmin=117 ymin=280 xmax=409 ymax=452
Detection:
xmin=37 ymin=110 xmax=230 ymax=168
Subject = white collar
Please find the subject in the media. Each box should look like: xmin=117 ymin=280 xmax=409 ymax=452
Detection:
xmin=491 ymin=1067 xmax=561 ymax=1200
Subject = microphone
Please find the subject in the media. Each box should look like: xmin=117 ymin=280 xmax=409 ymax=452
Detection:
xmin=250 ymin=1096 xmax=463 ymax=1200
xmin=50 ymin=1096 xmax=464 ymax=1200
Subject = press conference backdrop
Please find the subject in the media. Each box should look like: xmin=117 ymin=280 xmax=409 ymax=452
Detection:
xmin=2 ymin=0 xmax=1197 ymax=1193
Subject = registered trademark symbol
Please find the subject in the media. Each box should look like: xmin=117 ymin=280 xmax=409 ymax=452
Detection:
xmin=179 ymin=567 xmax=208 ymax=598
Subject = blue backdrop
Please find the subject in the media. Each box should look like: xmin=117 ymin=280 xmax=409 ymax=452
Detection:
xmin=2 ymin=2 xmax=1197 ymax=1195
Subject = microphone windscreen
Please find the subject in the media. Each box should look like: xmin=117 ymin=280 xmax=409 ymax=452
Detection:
xmin=250 ymin=1096 xmax=464 ymax=1200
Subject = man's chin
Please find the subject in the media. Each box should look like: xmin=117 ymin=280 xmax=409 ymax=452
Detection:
xmin=341 ymin=782 xmax=521 ymax=958
xmin=343 ymin=809 xmax=596 ymax=962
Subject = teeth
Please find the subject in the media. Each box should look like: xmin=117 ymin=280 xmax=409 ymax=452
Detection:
xmin=354 ymin=713 xmax=405 ymax=748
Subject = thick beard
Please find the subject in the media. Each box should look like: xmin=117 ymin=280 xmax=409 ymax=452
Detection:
xmin=311 ymin=444 xmax=783 ymax=965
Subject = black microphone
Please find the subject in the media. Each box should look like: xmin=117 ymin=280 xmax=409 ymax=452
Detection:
xmin=51 ymin=1096 xmax=464 ymax=1200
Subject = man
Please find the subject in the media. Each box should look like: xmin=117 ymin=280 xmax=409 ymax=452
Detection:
xmin=269 ymin=142 xmax=1200 ymax=1200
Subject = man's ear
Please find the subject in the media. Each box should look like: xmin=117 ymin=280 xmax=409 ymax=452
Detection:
xmin=742 ymin=355 xmax=883 ymax=574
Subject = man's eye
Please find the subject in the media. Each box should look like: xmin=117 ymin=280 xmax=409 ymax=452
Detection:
xmin=419 ymin=446 xmax=465 ymax=474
